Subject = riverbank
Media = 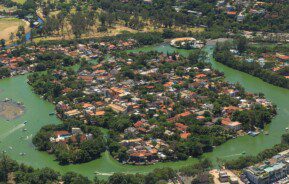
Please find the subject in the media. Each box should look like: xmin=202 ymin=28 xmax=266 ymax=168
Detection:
xmin=0 ymin=44 xmax=289 ymax=180
xmin=214 ymin=42 xmax=289 ymax=90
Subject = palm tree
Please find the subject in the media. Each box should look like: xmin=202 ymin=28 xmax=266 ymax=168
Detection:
xmin=9 ymin=32 xmax=15 ymax=43
xmin=0 ymin=39 xmax=5 ymax=48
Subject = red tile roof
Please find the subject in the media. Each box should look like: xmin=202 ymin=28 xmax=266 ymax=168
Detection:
xmin=175 ymin=123 xmax=188 ymax=131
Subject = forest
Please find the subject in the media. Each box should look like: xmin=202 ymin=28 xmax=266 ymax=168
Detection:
xmin=214 ymin=40 xmax=289 ymax=89
xmin=0 ymin=154 xmax=212 ymax=184
xmin=32 ymin=121 xmax=106 ymax=165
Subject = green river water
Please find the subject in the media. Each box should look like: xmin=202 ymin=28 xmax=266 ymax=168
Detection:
xmin=0 ymin=44 xmax=288 ymax=180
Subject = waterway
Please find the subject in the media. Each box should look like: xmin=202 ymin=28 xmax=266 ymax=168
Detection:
xmin=0 ymin=43 xmax=288 ymax=180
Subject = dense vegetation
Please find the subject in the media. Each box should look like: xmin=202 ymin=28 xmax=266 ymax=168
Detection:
xmin=0 ymin=154 xmax=91 ymax=184
xmin=36 ymin=32 xmax=164 ymax=48
xmin=28 ymin=50 xmax=276 ymax=164
xmin=224 ymin=133 xmax=289 ymax=170
xmin=0 ymin=154 xmax=212 ymax=183
xmin=2 ymin=0 xmax=289 ymax=43
xmin=32 ymin=121 xmax=106 ymax=165
xmin=214 ymin=40 xmax=289 ymax=89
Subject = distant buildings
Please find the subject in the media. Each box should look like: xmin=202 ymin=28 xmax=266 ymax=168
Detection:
xmin=244 ymin=149 xmax=289 ymax=184
xmin=170 ymin=37 xmax=204 ymax=49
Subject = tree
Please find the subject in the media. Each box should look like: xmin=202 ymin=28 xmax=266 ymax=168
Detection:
xmin=282 ymin=133 xmax=289 ymax=145
xmin=108 ymin=173 xmax=143 ymax=184
xmin=30 ymin=29 xmax=37 ymax=42
xmin=62 ymin=172 xmax=92 ymax=184
xmin=16 ymin=25 xmax=25 ymax=41
xmin=9 ymin=32 xmax=15 ymax=43
xmin=0 ymin=39 xmax=5 ymax=48
xmin=236 ymin=36 xmax=248 ymax=53
xmin=70 ymin=12 xmax=90 ymax=38
xmin=162 ymin=29 xmax=175 ymax=39
xmin=0 ymin=155 xmax=18 ymax=182
xmin=144 ymin=168 xmax=176 ymax=184
xmin=0 ymin=68 xmax=10 ymax=78
xmin=98 ymin=12 xmax=108 ymax=27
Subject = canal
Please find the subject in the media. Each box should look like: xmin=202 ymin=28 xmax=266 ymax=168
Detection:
xmin=0 ymin=44 xmax=288 ymax=180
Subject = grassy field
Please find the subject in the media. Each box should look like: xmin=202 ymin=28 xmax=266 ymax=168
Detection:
xmin=11 ymin=0 xmax=26 ymax=4
xmin=0 ymin=17 xmax=30 ymax=43
xmin=33 ymin=6 xmax=205 ymax=43
xmin=0 ymin=5 xmax=17 ymax=12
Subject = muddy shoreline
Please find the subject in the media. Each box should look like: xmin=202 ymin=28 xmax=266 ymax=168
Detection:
xmin=0 ymin=99 xmax=25 ymax=120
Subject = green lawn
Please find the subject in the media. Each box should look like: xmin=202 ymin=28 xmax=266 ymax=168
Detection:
xmin=11 ymin=0 xmax=26 ymax=4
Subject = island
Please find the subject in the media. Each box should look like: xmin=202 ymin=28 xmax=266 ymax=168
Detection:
xmin=28 ymin=49 xmax=276 ymax=165
xmin=32 ymin=122 xmax=105 ymax=165
xmin=0 ymin=0 xmax=289 ymax=182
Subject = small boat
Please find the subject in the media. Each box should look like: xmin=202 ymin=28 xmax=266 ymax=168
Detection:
xmin=9 ymin=146 xmax=12 ymax=150
xmin=264 ymin=131 xmax=269 ymax=135
xmin=242 ymin=151 xmax=246 ymax=155
xmin=49 ymin=112 xmax=55 ymax=116
xmin=19 ymin=152 xmax=26 ymax=156
xmin=22 ymin=128 xmax=27 ymax=132
xmin=286 ymin=127 xmax=289 ymax=131
xmin=23 ymin=121 xmax=28 ymax=125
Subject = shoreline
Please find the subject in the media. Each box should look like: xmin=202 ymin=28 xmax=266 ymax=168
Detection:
xmin=0 ymin=43 xmax=288 ymax=180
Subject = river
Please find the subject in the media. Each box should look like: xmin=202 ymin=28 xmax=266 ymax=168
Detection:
xmin=0 ymin=44 xmax=288 ymax=180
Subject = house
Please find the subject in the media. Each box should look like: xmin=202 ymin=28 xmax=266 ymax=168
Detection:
xmin=64 ymin=109 xmax=81 ymax=118
xmin=108 ymin=104 xmax=127 ymax=113
xmin=276 ymin=53 xmax=289 ymax=62
xmin=71 ymin=127 xmax=82 ymax=134
xmin=219 ymin=171 xmax=229 ymax=182
xmin=175 ymin=123 xmax=188 ymax=132
xmin=180 ymin=132 xmax=191 ymax=139
xmin=221 ymin=118 xmax=242 ymax=131
xmin=78 ymin=75 xmax=94 ymax=84
xmin=124 ymin=127 xmax=139 ymax=138
xmin=54 ymin=130 xmax=70 ymax=138
xmin=237 ymin=13 xmax=245 ymax=22
xmin=227 ymin=11 xmax=237 ymax=17
xmin=223 ymin=106 xmax=241 ymax=115
xmin=244 ymin=149 xmax=289 ymax=184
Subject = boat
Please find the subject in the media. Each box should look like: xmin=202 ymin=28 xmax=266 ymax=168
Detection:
xmin=286 ymin=127 xmax=289 ymax=131
xmin=22 ymin=128 xmax=27 ymax=131
xmin=264 ymin=131 xmax=269 ymax=135
xmin=3 ymin=98 xmax=10 ymax=102
xmin=248 ymin=131 xmax=260 ymax=137
xmin=252 ymin=132 xmax=260 ymax=137
xmin=49 ymin=112 xmax=55 ymax=116
xmin=242 ymin=151 xmax=246 ymax=155
xmin=19 ymin=152 xmax=26 ymax=156
xmin=23 ymin=121 xmax=28 ymax=125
